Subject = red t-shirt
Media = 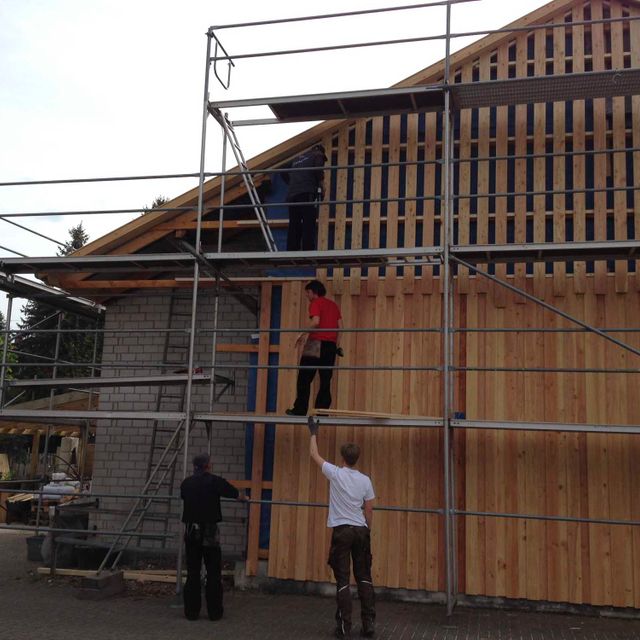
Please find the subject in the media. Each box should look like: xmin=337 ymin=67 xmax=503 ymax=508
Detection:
xmin=308 ymin=297 xmax=341 ymax=343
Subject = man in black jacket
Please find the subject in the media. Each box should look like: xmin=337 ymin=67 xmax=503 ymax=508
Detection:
xmin=180 ymin=453 xmax=247 ymax=621
xmin=286 ymin=144 xmax=327 ymax=251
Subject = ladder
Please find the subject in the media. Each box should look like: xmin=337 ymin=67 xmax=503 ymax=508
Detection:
xmin=98 ymin=419 xmax=186 ymax=572
xmin=212 ymin=108 xmax=277 ymax=252
xmin=143 ymin=293 xmax=193 ymax=547
xmin=99 ymin=291 xmax=237 ymax=566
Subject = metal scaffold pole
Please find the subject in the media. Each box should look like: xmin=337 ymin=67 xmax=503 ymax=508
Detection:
xmin=208 ymin=114 xmax=229 ymax=457
xmin=442 ymin=0 xmax=456 ymax=617
xmin=0 ymin=294 xmax=13 ymax=408
xmin=175 ymin=29 xmax=213 ymax=595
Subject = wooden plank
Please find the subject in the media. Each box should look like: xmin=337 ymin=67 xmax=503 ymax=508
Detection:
xmin=156 ymin=219 xmax=289 ymax=231
xmin=591 ymin=0 xmax=608 ymax=295
xmin=464 ymin=289 xmax=480 ymax=593
xmin=604 ymin=282 xmax=633 ymax=607
xmin=611 ymin=2 xmax=628 ymax=294
xmin=572 ymin=4 xmax=587 ymax=295
xmin=419 ymin=112 xmax=438 ymax=295
xmin=367 ymin=118 xmax=384 ymax=296
xmin=494 ymin=46 xmax=509 ymax=308
xmin=552 ymin=19 xmax=566 ymax=295
xmin=523 ymin=284 xmax=546 ymax=601
xmin=268 ymin=282 xmax=302 ymax=579
xmin=458 ymin=64 xmax=473 ymax=295
xmin=532 ymin=27 xmax=547 ymax=299
xmin=350 ymin=120 xmax=366 ymax=294
xmin=333 ymin=127 xmax=349 ymax=294
xmin=633 ymin=6 xmax=640 ymax=292
xmin=403 ymin=114 xmax=418 ymax=293
xmin=316 ymin=133 xmax=333 ymax=283
xmin=476 ymin=54 xmax=491 ymax=296
xmin=246 ymin=283 xmax=272 ymax=576
xmin=514 ymin=34 xmax=528 ymax=296
xmin=584 ymin=289 xmax=612 ymax=605
xmin=384 ymin=116 xmax=401 ymax=296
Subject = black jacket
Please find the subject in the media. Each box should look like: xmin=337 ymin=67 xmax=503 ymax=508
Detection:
xmin=180 ymin=471 xmax=239 ymax=524
xmin=286 ymin=149 xmax=325 ymax=199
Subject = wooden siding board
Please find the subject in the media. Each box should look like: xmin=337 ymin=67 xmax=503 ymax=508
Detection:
xmin=367 ymin=118 xmax=384 ymax=296
xmin=514 ymin=34 xmax=528 ymax=296
xmin=351 ymin=121 xmax=366 ymax=294
xmin=494 ymin=46 xmax=509 ymax=308
xmin=552 ymin=19 xmax=567 ymax=295
xmin=611 ymin=2 xmax=629 ymax=293
xmin=572 ymin=3 xmax=587 ymax=295
xmin=591 ymin=1 xmax=608 ymax=294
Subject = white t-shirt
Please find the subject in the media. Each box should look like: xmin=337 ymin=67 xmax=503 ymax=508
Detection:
xmin=322 ymin=462 xmax=375 ymax=528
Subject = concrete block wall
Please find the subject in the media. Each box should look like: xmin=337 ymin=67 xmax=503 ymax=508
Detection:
xmin=92 ymin=289 xmax=258 ymax=558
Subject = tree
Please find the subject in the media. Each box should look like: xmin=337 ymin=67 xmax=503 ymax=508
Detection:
xmin=12 ymin=223 xmax=102 ymax=398
xmin=142 ymin=195 xmax=169 ymax=215
xmin=57 ymin=222 xmax=90 ymax=256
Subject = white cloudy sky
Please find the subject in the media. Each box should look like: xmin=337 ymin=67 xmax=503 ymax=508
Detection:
xmin=0 ymin=0 xmax=547 ymax=324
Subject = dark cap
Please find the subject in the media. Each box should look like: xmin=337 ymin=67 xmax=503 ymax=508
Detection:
xmin=192 ymin=453 xmax=210 ymax=471
xmin=312 ymin=144 xmax=327 ymax=160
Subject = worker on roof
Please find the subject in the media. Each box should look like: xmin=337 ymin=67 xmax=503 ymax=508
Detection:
xmin=285 ymin=144 xmax=327 ymax=251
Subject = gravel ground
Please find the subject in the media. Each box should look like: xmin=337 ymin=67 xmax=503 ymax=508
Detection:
xmin=2 ymin=530 xmax=640 ymax=640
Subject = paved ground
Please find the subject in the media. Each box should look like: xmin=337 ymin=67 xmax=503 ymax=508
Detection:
xmin=2 ymin=530 xmax=640 ymax=640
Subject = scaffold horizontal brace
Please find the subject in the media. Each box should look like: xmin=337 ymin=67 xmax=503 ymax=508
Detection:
xmin=0 ymin=409 xmax=187 ymax=422
xmin=452 ymin=419 xmax=640 ymax=434
xmin=7 ymin=373 xmax=233 ymax=389
xmin=196 ymin=412 xmax=444 ymax=428
xmin=451 ymin=240 xmax=640 ymax=263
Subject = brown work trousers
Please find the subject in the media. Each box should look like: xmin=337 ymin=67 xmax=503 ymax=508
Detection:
xmin=328 ymin=524 xmax=375 ymax=635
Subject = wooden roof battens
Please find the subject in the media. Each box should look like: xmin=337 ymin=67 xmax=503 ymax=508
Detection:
xmin=47 ymin=0 xmax=639 ymax=286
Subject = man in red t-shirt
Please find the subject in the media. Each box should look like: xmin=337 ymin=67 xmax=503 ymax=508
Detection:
xmin=286 ymin=280 xmax=342 ymax=416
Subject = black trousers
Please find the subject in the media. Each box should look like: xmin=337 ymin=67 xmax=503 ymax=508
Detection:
xmin=183 ymin=523 xmax=223 ymax=620
xmin=287 ymin=192 xmax=317 ymax=251
xmin=328 ymin=525 xmax=376 ymax=634
xmin=292 ymin=340 xmax=337 ymax=415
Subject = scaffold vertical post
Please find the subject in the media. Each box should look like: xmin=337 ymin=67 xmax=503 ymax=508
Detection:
xmin=35 ymin=311 xmax=63 ymax=534
xmin=176 ymin=28 xmax=213 ymax=595
xmin=442 ymin=0 xmax=456 ymax=617
xmin=208 ymin=116 xmax=229 ymax=445
xmin=0 ymin=294 xmax=13 ymax=409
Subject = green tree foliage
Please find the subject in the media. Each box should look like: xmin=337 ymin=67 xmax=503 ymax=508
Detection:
xmin=142 ymin=195 xmax=169 ymax=215
xmin=12 ymin=223 xmax=103 ymax=398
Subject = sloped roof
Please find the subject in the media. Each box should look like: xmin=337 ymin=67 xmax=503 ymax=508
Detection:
xmin=72 ymin=0 xmax=634 ymax=260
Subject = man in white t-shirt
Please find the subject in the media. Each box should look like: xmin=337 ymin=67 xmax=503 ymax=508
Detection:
xmin=308 ymin=417 xmax=376 ymax=639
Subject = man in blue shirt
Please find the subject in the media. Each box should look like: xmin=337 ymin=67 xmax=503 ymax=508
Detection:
xmin=308 ymin=417 xmax=376 ymax=639
xmin=285 ymin=144 xmax=326 ymax=251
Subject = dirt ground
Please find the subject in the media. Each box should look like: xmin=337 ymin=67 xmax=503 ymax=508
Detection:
xmin=2 ymin=530 xmax=640 ymax=640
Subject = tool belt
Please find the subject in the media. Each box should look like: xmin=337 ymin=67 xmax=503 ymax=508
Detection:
xmin=184 ymin=522 xmax=220 ymax=547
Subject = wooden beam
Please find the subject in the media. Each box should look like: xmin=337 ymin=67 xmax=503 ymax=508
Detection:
xmin=246 ymin=283 xmax=272 ymax=576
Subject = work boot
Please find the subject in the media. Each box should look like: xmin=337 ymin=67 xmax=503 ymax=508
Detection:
xmin=360 ymin=620 xmax=375 ymax=637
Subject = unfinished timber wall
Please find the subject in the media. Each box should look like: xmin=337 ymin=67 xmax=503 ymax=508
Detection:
xmin=267 ymin=276 xmax=640 ymax=607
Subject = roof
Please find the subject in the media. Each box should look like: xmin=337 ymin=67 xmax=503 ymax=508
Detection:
xmin=44 ymin=0 xmax=639 ymax=292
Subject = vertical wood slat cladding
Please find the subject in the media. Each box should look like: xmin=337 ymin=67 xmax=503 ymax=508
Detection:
xmin=266 ymin=0 xmax=640 ymax=607
xmin=311 ymin=0 xmax=636 ymax=292
xmin=269 ymin=276 xmax=640 ymax=605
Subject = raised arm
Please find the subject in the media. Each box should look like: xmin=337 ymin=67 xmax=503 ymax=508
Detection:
xmin=308 ymin=418 xmax=325 ymax=468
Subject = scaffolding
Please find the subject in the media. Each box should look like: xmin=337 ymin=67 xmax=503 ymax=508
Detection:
xmin=0 ymin=0 xmax=639 ymax=617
